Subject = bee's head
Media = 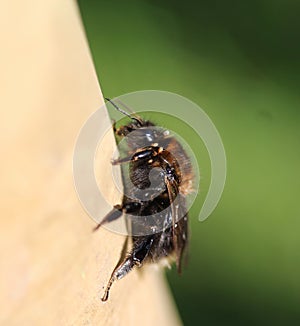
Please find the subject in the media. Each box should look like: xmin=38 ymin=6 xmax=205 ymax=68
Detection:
xmin=126 ymin=125 xmax=170 ymax=149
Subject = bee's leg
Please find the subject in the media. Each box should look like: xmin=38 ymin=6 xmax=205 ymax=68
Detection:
xmin=112 ymin=147 xmax=156 ymax=165
xmin=93 ymin=204 xmax=123 ymax=231
xmin=93 ymin=201 xmax=141 ymax=231
xmin=101 ymin=236 xmax=154 ymax=301
xmin=111 ymin=155 xmax=133 ymax=165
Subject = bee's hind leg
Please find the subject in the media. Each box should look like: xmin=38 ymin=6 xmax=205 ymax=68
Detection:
xmin=101 ymin=236 xmax=154 ymax=301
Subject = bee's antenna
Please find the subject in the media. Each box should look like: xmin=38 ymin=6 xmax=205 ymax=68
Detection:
xmin=105 ymin=98 xmax=132 ymax=119
xmin=104 ymin=98 xmax=142 ymax=126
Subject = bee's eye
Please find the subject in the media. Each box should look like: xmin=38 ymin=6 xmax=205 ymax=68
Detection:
xmin=145 ymin=132 xmax=154 ymax=142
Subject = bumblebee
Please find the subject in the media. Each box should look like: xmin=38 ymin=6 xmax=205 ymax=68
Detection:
xmin=94 ymin=98 xmax=193 ymax=301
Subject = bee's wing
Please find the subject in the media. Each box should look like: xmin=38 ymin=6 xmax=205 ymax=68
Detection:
xmin=165 ymin=178 xmax=188 ymax=274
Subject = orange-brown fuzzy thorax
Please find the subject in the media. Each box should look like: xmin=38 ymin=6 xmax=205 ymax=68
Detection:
xmin=164 ymin=137 xmax=194 ymax=197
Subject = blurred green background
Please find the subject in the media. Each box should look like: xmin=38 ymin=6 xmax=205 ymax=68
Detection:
xmin=78 ymin=1 xmax=300 ymax=325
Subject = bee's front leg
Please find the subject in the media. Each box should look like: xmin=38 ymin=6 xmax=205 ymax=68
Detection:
xmin=112 ymin=147 xmax=158 ymax=165
xmin=111 ymin=154 xmax=134 ymax=165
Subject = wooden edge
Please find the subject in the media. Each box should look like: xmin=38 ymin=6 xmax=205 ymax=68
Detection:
xmin=0 ymin=1 xmax=182 ymax=325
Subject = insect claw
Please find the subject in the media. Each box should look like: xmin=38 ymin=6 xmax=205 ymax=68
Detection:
xmin=101 ymin=287 xmax=110 ymax=302
xmin=101 ymin=273 xmax=118 ymax=302
xmin=101 ymin=289 xmax=110 ymax=302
